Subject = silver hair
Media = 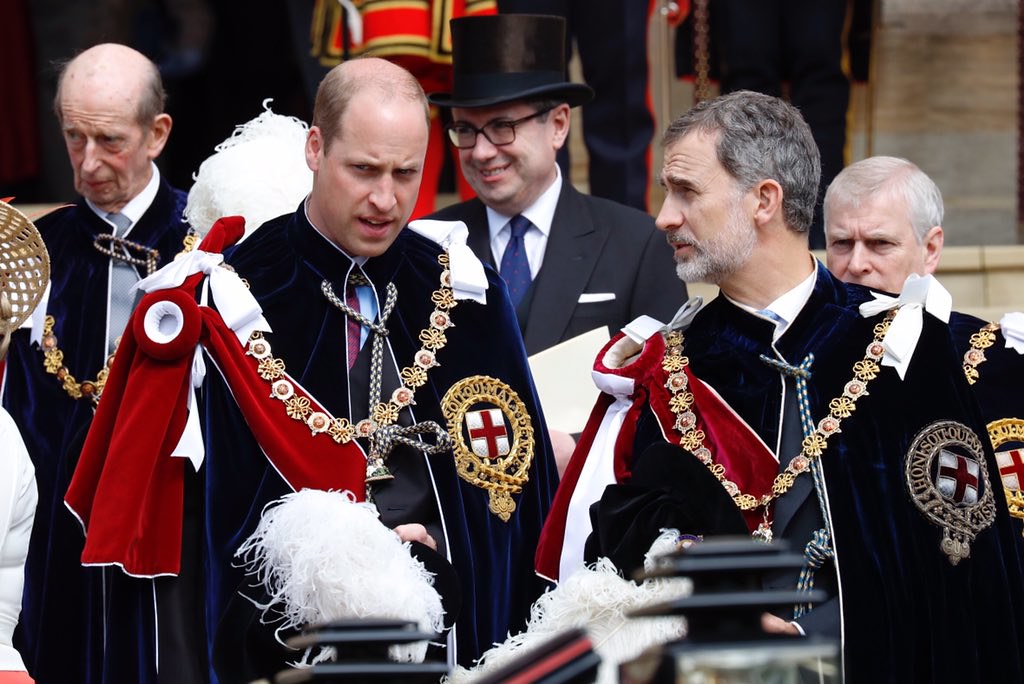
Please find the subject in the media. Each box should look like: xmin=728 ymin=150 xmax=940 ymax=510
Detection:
xmin=662 ymin=90 xmax=821 ymax=233
xmin=824 ymin=156 xmax=944 ymax=244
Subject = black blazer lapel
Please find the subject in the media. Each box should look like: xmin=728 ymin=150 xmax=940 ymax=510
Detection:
xmin=522 ymin=183 xmax=609 ymax=354
xmin=461 ymin=201 xmax=495 ymax=269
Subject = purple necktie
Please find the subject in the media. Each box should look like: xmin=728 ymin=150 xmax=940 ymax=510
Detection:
xmin=346 ymin=281 xmax=361 ymax=368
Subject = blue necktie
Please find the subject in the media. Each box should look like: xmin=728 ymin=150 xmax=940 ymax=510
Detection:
xmin=500 ymin=215 xmax=533 ymax=307
xmin=756 ymin=309 xmax=785 ymax=327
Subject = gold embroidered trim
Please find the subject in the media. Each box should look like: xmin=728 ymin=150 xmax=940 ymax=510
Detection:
xmin=249 ymin=252 xmax=456 ymax=444
xmin=663 ymin=310 xmax=896 ymax=513
xmin=40 ymin=314 xmax=113 ymax=406
xmin=963 ymin=322 xmax=999 ymax=385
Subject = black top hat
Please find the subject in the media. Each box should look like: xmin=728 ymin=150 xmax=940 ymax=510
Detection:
xmin=428 ymin=14 xmax=594 ymax=109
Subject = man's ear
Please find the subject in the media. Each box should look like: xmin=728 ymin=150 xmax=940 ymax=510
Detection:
xmin=751 ymin=178 xmax=784 ymax=229
xmin=922 ymin=225 xmax=944 ymax=274
xmin=305 ymin=127 xmax=323 ymax=172
xmin=146 ymin=113 xmax=172 ymax=160
xmin=550 ymin=103 xmax=571 ymax=151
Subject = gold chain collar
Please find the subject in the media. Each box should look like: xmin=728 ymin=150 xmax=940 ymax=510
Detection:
xmin=963 ymin=322 xmax=1000 ymax=385
xmin=662 ymin=310 xmax=896 ymax=514
xmin=248 ymin=252 xmax=458 ymax=448
xmin=40 ymin=314 xmax=113 ymax=406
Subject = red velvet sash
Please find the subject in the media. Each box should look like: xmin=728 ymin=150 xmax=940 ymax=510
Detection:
xmin=65 ymin=217 xmax=368 ymax=577
xmin=535 ymin=330 xmax=779 ymax=580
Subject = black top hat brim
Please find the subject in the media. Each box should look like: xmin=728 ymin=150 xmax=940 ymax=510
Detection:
xmin=428 ymin=82 xmax=594 ymax=110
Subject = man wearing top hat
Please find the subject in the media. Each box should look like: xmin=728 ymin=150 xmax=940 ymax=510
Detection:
xmin=427 ymin=13 xmax=684 ymax=357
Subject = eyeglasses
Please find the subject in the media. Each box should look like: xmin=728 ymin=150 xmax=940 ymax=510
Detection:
xmin=445 ymin=108 xmax=554 ymax=149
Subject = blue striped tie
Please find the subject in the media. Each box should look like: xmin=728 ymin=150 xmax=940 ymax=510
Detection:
xmin=107 ymin=212 xmax=138 ymax=354
xmin=500 ymin=214 xmax=533 ymax=306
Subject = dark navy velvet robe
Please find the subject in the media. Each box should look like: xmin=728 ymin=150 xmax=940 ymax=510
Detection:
xmin=192 ymin=210 xmax=558 ymax=682
xmin=627 ymin=263 xmax=1024 ymax=681
xmin=1 ymin=180 xmax=190 ymax=684
xmin=950 ymin=310 xmax=1024 ymax=537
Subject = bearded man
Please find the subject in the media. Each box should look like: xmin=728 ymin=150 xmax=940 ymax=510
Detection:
xmin=537 ymin=91 xmax=1024 ymax=681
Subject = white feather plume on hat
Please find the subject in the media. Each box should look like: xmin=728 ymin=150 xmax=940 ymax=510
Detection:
xmin=185 ymin=100 xmax=312 ymax=240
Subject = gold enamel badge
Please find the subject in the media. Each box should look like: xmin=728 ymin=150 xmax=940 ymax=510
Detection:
xmin=905 ymin=420 xmax=996 ymax=565
xmin=441 ymin=376 xmax=534 ymax=522
xmin=987 ymin=418 xmax=1024 ymax=531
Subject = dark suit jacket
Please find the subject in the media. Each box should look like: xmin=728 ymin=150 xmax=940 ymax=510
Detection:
xmin=428 ymin=182 xmax=685 ymax=355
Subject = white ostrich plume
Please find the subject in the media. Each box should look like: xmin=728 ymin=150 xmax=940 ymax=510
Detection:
xmin=447 ymin=529 xmax=691 ymax=684
xmin=185 ymin=99 xmax=312 ymax=240
xmin=235 ymin=488 xmax=445 ymax=666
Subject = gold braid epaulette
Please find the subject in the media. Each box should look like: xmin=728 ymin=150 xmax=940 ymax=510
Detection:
xmin=664 ymin=309 xmax=896 ymax=512
xmin=962 ymin=322 xmax=1000 ymax=385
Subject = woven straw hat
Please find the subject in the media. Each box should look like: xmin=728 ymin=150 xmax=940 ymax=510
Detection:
xmin=0 ymin=201 xmax=50 ymax=357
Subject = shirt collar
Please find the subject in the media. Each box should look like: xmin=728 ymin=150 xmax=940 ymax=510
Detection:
xmin=729 ymin=258 xmax=817 ymax=335
xmin=86 ymin=162 xmax=161 ymax=230
xmin=485 ymin=163 xmax=562 ymax=240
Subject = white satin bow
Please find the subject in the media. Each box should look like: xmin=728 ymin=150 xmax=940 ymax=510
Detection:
xmin=134 ymin=248 xmax=271 ymax=345
xmin=1000 ymin=311 xmax=1024 ymax=354
xmin=858 ymin=274 xmax=952 ymax=380
xmin=407 ymin=219 xmax=489 ymax=304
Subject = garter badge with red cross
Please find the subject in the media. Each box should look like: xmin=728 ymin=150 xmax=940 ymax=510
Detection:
xmin=441 ymin=376 xmax=534 ymax=522
xmin=906 ymin=420 xmax=996 ymax=565
xmin=987 ymin=418 xmax=1024 ymax=530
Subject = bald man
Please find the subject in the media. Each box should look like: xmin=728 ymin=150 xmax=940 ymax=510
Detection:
xmin=1 ymin=44 xmax=192 ymax=684
xmin=825 ymin=155 xmax=1024 ymax=539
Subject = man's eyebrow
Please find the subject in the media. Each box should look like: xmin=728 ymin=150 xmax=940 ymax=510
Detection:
xmin=661 ymin=172 xmax=696 ymax=190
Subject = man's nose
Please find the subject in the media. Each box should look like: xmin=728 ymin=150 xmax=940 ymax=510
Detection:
xmin=655 ymin=196 xmax=682 ymax=233
xmin=848 ymin=244 xmax=873 ymax=273
xmin=470 ymin=131 xmax=499 ymax=160
xmin=81 ymin=140 xmax=103 ymax=172
xmin=368 ymin=176 xmax=397 ymax=212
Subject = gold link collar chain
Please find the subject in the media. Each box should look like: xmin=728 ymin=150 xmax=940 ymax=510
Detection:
xmin=663 ymin=310 xmax=896 ymax=514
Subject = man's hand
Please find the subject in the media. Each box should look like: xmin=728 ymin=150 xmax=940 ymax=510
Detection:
xmin=394 ymin=523 xmax=437 ymax=551
xmin=761 ymin=612 xmax=801 ymax=635
xmin=549 ymin=428 xmax=577 ymax=477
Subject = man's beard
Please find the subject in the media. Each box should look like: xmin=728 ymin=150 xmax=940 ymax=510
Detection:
xmin=670 ymin=207 xmax=757 ymax=284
